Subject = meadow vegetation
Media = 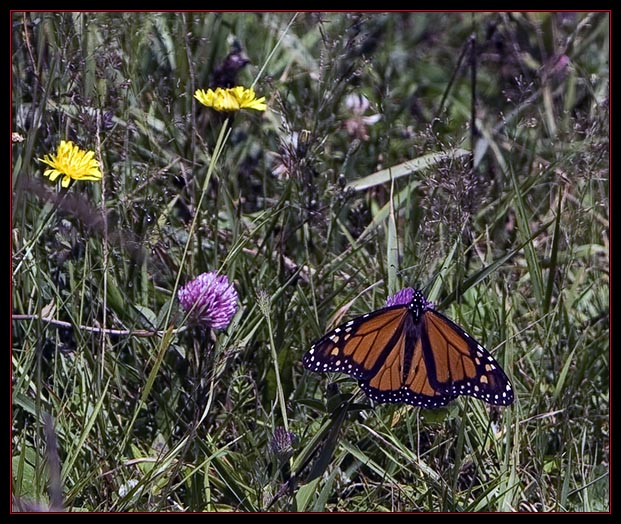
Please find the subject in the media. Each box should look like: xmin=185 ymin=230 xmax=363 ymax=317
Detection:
xmin=11 ymin=12 xmax=609 ymax=512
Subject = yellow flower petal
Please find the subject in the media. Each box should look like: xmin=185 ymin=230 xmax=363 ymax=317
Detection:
xmin=38 ymin=140 xmax=102 ymax=188
xmin=194 ymin=86 xmax=267 ymax=112
xmin=45 ymin=169 xmax=61 ymax=182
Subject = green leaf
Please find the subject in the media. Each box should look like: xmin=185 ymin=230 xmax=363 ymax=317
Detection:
xmin=346 ymin=149 xmax=470 ymax=191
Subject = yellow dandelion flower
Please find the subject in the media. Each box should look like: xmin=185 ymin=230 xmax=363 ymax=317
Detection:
xmin=194 ymin=86 xmax=267 ymax=112
xmin=38 ymin=140 xmax=102 ymax=188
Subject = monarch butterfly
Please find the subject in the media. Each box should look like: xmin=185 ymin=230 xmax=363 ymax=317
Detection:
xmin=303 ymin=288 xmax=514 ymax=408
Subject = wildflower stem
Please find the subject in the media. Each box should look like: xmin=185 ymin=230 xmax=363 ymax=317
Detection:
xmin=95 ymin=113 xmax=108 ymax=383
xmin=252 ymin=12 xmax=298 ymax=89
xmin=167 ymin=118 xmax=231 ymax=332
xmin=261 ymin=296 xmax=290 ymax=433
xmin=120 ymin=327 xmax=176 ymax=453
xmin=11 ymin=314 xmax=188 ymax=337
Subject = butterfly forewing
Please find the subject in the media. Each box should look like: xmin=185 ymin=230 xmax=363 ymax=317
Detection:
xmin=303 ymin=306 xmax=409 ymax=380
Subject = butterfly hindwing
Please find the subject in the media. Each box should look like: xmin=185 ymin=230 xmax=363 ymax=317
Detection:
xmin=359 ymin=316 xmax=457 ymax=408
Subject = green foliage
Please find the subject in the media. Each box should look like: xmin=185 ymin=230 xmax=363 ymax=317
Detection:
xmin=12 ymin=12 xmax=609 ymax=512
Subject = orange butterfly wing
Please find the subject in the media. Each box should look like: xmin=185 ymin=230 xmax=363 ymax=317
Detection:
xmin=358 ymin=313 xmax=457 ymax=408
xmin=303 ymin=306 xmax=409 ymax=381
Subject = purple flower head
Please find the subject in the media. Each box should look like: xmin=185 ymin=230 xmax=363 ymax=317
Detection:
xmin=385 ymin=287 xmax=416 ymax=307
xmin=385 ymin=287 xmax=434 ymax=309
xmin=178 ymin=272 xmax=238 ymax=330
xmin=270 ymin=426 xmax=297 ymax=461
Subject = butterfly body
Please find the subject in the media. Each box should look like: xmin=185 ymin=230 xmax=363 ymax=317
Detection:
xmin=303 ymin=288 xmax=514 ymax=408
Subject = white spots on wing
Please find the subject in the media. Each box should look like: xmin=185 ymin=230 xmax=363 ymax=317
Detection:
xmin=415 ymin=373 xmax=515 ymax=407
xmin=359 ymin=384 xmax=454 ymax=409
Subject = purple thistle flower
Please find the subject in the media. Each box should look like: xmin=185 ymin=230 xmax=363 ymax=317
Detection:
xmin=270 ymin=426 xmax=296 ymax=461
xmin=385 ymin=287 xmax=434 ymax=309
xmin=178 ymin=272 xmax=238 ymax=330
xmin=385 ymin=287 xmax=415 ymax=307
